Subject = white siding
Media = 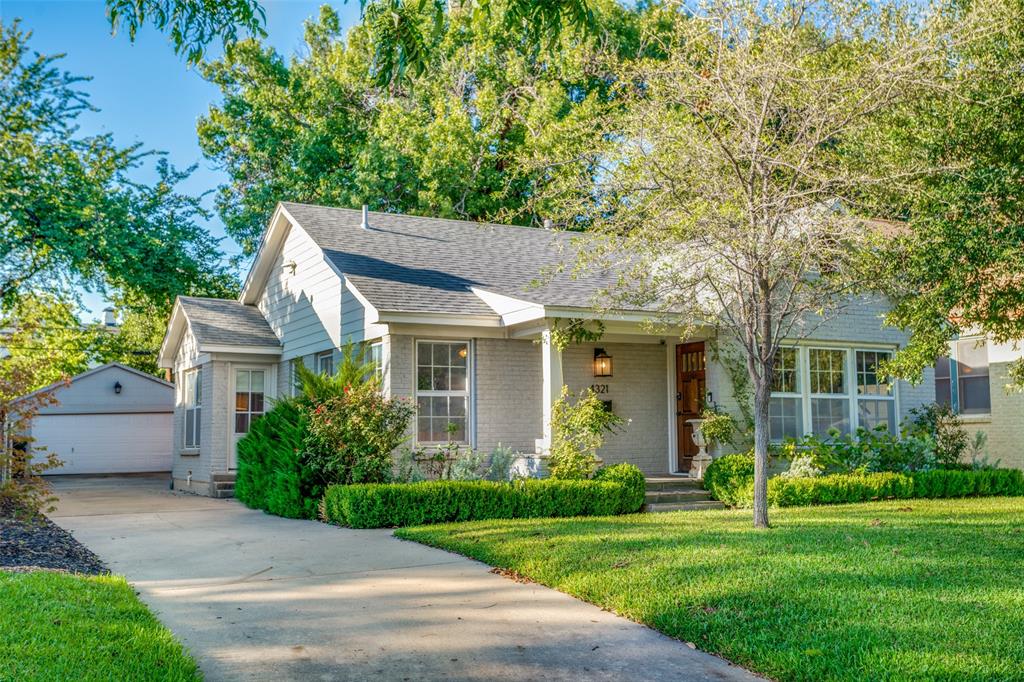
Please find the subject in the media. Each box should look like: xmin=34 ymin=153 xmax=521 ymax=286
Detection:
xmin=257 ymin=222 xmax=342 ymax=360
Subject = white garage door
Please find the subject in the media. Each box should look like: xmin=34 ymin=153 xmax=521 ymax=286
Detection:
xmin=34 ymin=413 xmax=172 ymax=475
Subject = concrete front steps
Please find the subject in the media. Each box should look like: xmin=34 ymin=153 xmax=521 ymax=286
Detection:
xmin=211 ymin=472 xmax=236 ymax=499
xmin=645 ymin=476 xmax=724 ymax=512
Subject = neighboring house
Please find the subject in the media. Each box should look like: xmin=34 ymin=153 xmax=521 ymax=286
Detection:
xmin=158 ymin=202 xmax=936 ymax=496
xmin=935 ymin=335 xmax=1024 ymax=470
xmin=21 ymin=363 xmax=174 ymax=475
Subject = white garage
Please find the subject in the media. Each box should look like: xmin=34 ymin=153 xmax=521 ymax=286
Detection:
xmin=23 ymin=363 xmax=175 ymax=475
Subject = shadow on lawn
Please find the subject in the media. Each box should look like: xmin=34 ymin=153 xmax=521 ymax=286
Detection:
xmin=399 ymin=499 xmax=1024 ymax=682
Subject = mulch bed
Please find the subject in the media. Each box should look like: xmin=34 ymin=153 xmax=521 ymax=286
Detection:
xmin=0 ymin=503 xmax=108 ymax=575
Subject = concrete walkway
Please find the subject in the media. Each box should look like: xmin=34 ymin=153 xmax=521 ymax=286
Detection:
xmin=50 ymin=475 xmax=759 ymax=682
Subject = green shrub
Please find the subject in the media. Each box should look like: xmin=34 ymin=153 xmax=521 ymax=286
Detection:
xmin=788 ymin=426 xmax=939 ymax=474
xmin=323 ymin=478 xmax=640 ymax=528
xmin=593 ymin=462 xmax=646 ymax=513
xmin=767 ymin=472 xmax=915 ymax=507
xmin=904 ymin=402 xmax=969 ymax=466
xmin=549 ymin=386 xmax=623 ymax=479
xmin=235 ymin=399 xmax=320 ymax=519
xmin=703 ymin=453 xmax=755 ymax=506
xmin=755 ymin=468 xmax=1024 ymax=508
xmin=304 ymin=381 xmax=414 ymax=485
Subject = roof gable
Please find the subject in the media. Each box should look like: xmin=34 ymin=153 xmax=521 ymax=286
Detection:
xmin=276 ymin=202 xmax=625 ymax=318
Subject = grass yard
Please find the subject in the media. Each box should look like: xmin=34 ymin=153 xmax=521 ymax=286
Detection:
xmin=397 ymin=496 xmax=1024 ymax=681
xmin=0 ymin=571 xmax=200 ymax=682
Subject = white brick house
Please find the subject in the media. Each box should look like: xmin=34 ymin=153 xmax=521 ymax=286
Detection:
xmin=158 ymin=202 xmax=936 ymax=496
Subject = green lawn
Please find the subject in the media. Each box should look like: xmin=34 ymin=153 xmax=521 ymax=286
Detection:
xmin=397 ymin=497 xmax=1024 ymax=681
xmin=0 ymin=571 xmax=200 ymax=681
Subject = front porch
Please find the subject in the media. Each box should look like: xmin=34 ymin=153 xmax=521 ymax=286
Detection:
xmin=520 ymin=326 xmax=734 ymax=477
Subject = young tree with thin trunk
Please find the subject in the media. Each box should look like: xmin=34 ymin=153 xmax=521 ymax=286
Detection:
xmin=533 ymin=0 xmax=983 ymax=528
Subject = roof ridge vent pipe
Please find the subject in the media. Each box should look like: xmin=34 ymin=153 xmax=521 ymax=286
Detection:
xmin=543 ymin=218 xmax=552 ymax=230
xmin=361 ymin=204 xmax=370 ymax=230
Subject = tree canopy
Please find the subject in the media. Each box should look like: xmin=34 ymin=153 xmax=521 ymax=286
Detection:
xmin=197 ymin=1 xmax=653 ymax=253
xmin=529 ymin=0 xmax=983 ymax=527
xmin=880 ymin=0 xmax=1024 ymax=385
xmin=0 ymin=20 xmax=237 ymax=384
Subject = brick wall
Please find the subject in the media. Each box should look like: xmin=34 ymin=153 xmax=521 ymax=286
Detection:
xmin=475 ymin=338 xmax=543 ymax=454
xmin=961 ymin=361 xmax=1024 ymax=470
xmin=562 ymin=342 xmax=670 ymax=475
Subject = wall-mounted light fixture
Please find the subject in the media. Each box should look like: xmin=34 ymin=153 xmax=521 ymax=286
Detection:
xmin=593 ymin=348 xmax=613 ymax=377
xmin=113 ymin=381 xmax=123 ymax=395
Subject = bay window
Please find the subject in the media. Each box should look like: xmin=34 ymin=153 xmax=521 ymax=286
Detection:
xmin=416 ymin=341 xmax=470 ymax=443
xmin=183 ymin=367 xmax=202 ymax=449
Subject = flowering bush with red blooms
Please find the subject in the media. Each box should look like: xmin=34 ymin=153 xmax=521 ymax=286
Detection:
xmin=303 ymin=381 xmax=414 ymax=486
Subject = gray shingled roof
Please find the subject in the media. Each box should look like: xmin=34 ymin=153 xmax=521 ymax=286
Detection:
xmin=281 ymin=202 xmax=628 ymax=316
xmin=178 ymin=297 xmax=280 ymax=347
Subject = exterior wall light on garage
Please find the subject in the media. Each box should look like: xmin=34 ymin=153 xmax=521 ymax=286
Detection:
xmin=593 ymin=348 xmax=613 ymax=377
xmin=114 ymin=381 xmax=122 ymax=395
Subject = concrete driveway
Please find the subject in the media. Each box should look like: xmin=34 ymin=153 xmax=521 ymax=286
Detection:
xmin=50 ymin=475 xmax=759 ymax=682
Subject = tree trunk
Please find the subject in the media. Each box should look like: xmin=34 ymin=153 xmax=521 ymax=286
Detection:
xmin=751 ymin=377 xmax=771 ymax=529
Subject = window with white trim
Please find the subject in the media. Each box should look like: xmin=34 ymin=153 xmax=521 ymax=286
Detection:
xmin=183 ymin=368 xmax=202 ymax=449
xmin=769 ymin=347 xmax=803 ymax=441
xmin=369 ymin=342 xmax=383 ymax=379
xmin=808 ymin=348 xmax=850 ymax=436
xmin=234 ymin=369 xmax=266 ymax=434
xmin=316 ymin=350 xmax=334 ymax=376
xmin=415 ymin=341 xmax=469 ymax=443
xmin=856 ymin=350 xmax=896 ymax=434
xmin=769 ymin=345 xmax=900 ymax=442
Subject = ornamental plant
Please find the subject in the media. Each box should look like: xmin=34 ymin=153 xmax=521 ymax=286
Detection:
xmin=698 ymin=406 xmax=737 ymax=449
xmin=304 ymin=381 xmax=414 ymax=486
xmin=548 ymin=386 xmax=624 ymax=480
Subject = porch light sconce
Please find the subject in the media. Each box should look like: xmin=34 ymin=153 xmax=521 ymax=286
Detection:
xmin=593 ymin=348 xmax=613 ymax=377
xmin=113 ymin=381 xmax=122 ymax=395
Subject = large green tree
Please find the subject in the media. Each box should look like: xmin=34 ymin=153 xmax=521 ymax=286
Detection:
xmin=881 ymin=0 xmax=1024 ymax=384
xmin=104 ymin=0 xmax=593 ymax=81
xmin=530 ymin=0 xmax=972 ymax=528
xmin=0 ymin=20 xmax=237 ymax=381
xmin=197 ymin=1 xmax=651 ymax=253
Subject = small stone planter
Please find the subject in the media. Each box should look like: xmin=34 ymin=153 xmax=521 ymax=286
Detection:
xmin=686 ymin=418 xmax=713 ymax=480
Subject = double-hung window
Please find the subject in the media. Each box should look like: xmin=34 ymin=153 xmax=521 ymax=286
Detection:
xmin=183 ymin=368 xmax=202 ymax=449
xmin=931 ymin=337 xmax=991 ymax=415
xmin=369 ymin=342 xmax=383 ymax=379
xmin=316 ymin=350 xmax=334 ymax=376
xmin=808 ymin=348 xmax=850 ymax=436
xmin=955 ymin=338 xmax=991 ymax=414
xmin=934 ymin=355 xmax=952 ymax=407
xmin=769 ymin=347 xmax=803 ymax=441
xmin=856 ymin=350 xmax=896 ymax=434
xmin=770 ymin=345 xmax=899 ymax=442
xmin=416 ymin=341 xmax=470 ymax=443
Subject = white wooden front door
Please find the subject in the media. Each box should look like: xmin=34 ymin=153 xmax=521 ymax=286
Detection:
xmin=231 ymin=367 xmax=269 ymax=469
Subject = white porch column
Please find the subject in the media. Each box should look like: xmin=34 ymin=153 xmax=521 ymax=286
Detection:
xmin=536 ymin=328 xmax=564 ymax=454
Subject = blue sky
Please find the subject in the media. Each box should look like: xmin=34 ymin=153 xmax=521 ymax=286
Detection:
xmin=1 ymin=0 xmax=363 ymax=319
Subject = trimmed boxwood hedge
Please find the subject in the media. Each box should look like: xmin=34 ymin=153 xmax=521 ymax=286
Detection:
xmin=703 ymin=453 xmax=756 ymax=507
xmin=324 ymin=478 xmax=641 ymax=528
xmin=704 ymin=459 xmax=1024 ymax=509
xmin=593 ymin=462 xmax=647 ymax=513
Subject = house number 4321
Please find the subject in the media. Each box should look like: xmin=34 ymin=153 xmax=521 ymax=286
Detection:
xmin=590 ymin=384 xmax=609 ymax=394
